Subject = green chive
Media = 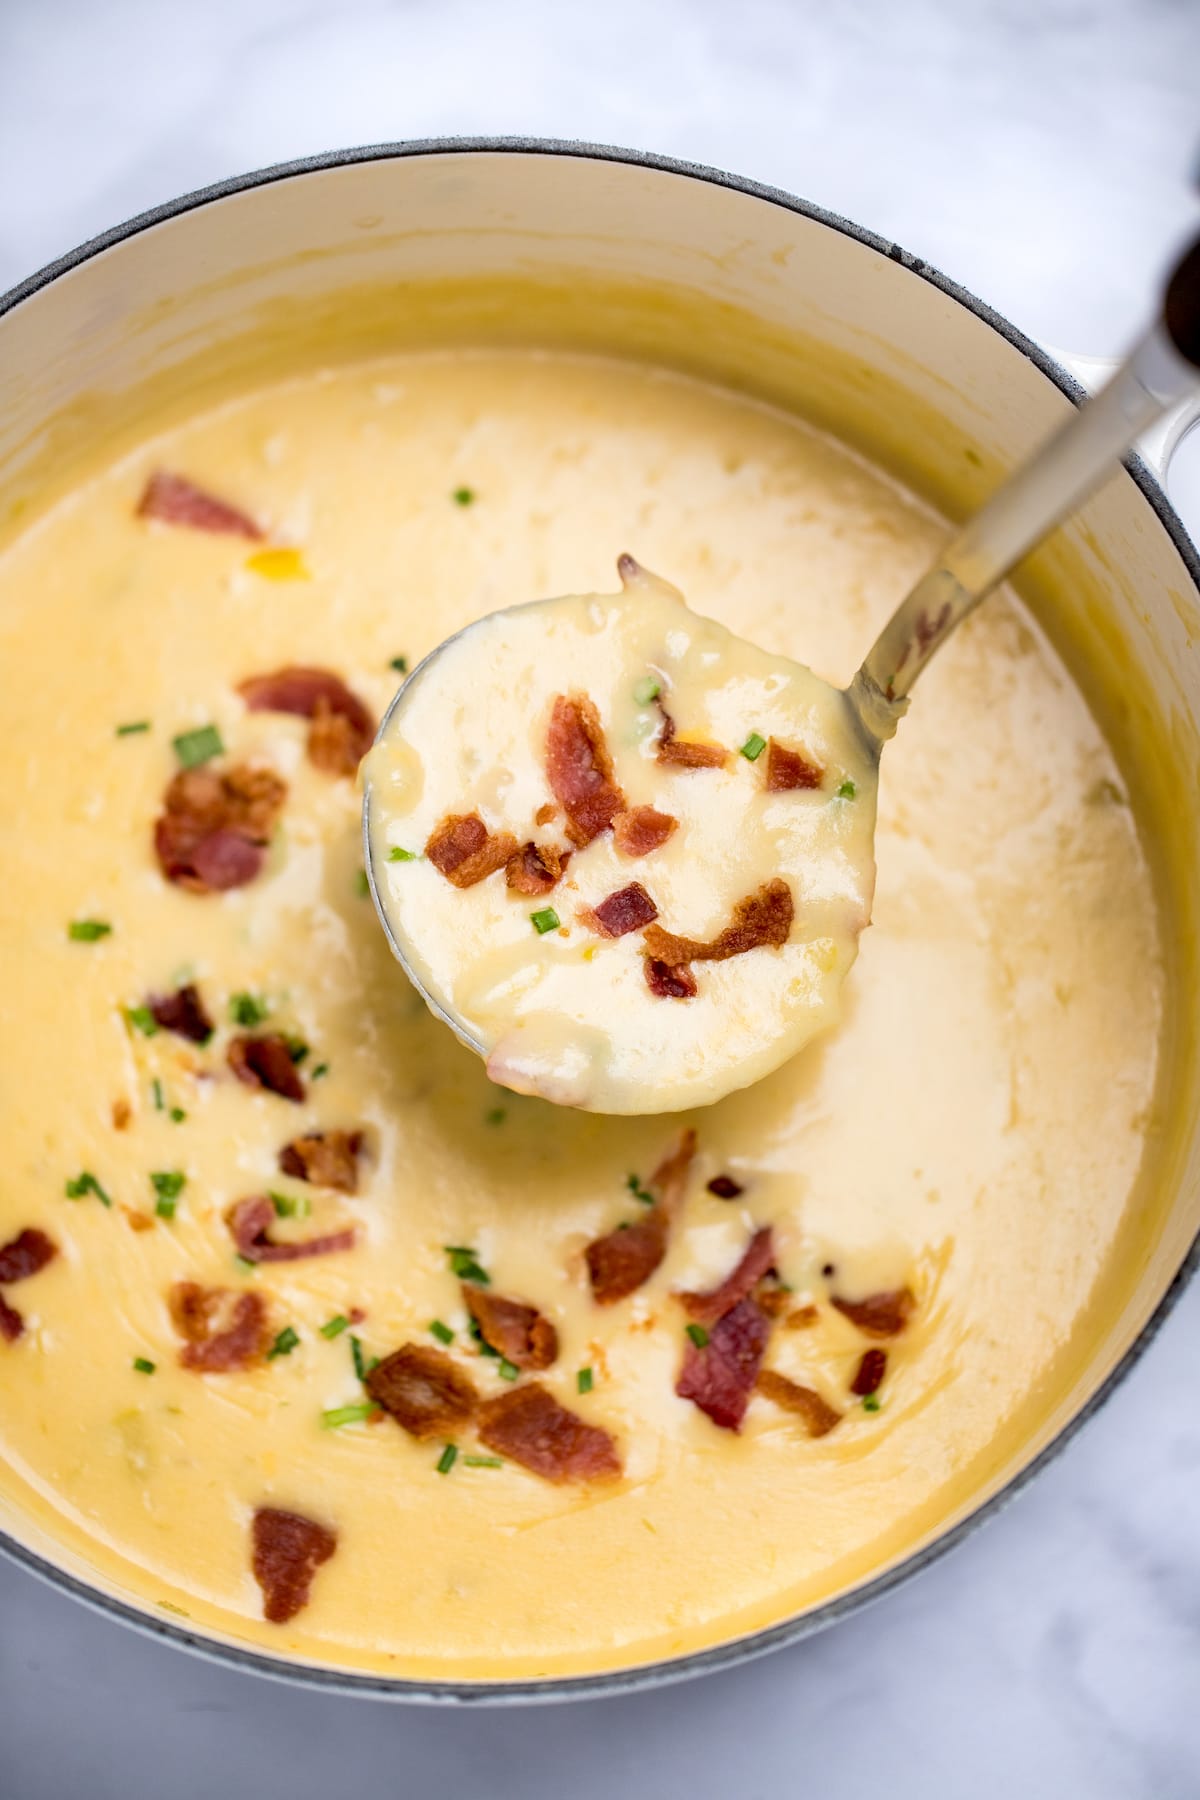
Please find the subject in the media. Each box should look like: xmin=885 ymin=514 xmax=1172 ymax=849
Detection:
xmin=863 ymin=1394 xmax=881 ymax=1413
xmin=283 ymin=1035 xmax=309 ymax=1066
xmin=116 ymin=721 xmax=151 ymax=737
xmin=65 ymin=1171 xmax=111 ymax=1207
xmin=530 ymin=907 xmax=560 ymax=935
xmin=626 ymin=1173 xmax=655 ymax=1206
xmin=355 ymin=869 xmax=370 ymax=898
xmin=387 ymin=846 xmax=417 ymax=862
xmin=270 ymin=1191 xmax=309 ymax=1219
xmin=497 ymin=1358 xmax=520 ymax=1382
xmin=577 ymin=1367 xmax=594 ymax=1395
xmin=430 ymin=1319 xmax=454 ymax=1345
xmin=436 ymin=1443 xmax=459 ymax=1474
xmin=633 ymin=675 xmax=661 ymax=705
xmin=234 ymin=1255 xmax=257 ymax=1274
xmin=229 ymin=991 xmax=268 ymax=1027
xmin=389 ymin=655 xmax=409 ymax=674
xmin=740 ymin=732 xmax=767 ymax=762
xmin=686 ymin=1323 xmax=710 ymax=1348
xmin=445 ymin=1246 xmax=490 ymax=1285
xmin=151 ymin=1171 xmax=185 ymax=1202
xmin=132 ymin=1356 xmax=156 ymax=1374
xmin=452 ymin=487 xmax=475 ymax=507
xmin=320 ymin=1314 xmax=350 ymax=1340
xmin=462 ymin=1455 xmax=503 ymax=1469
xmin=837 ymin=778 xmax=857 ymax=799
xmin=152 ymin=1078 xmax=165 ymax=1112
xmin=310 ymin=1062 xmax=329 ymax=1081
xmin=170 ymin=1107 xmax=186 ymax=1123
xmin=126 ymin=1005 xmax=159 ymax=1038
xmin=350 ymin=1335 xmax=379 ymax=1382
xmin=172 ymin=724 xmax=224 ymax=769
xmin=484 ymin=1106 xmax=507 ymax=1126
xmin=267 ymin=1326 xmax=300 ymax=1361
xmin=320 ymin=1402 xmax=377 ymax=1429
xmin=69 ymin=919 xmax=112 ymax=942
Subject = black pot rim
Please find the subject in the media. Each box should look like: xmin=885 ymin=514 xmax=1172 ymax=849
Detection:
xmin=2 ymin=135 xmax=1198 ymax=1707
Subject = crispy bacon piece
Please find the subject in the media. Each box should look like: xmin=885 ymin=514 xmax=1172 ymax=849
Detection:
xmin=756 ymin=1368 xmax=842 ymax=1437
xmin=765 ymin=738 xmax=824 ymax=791
xmin=364 ymin=1343 xmax=479 ymax=1440
xmin=252 ymin=1507 xmax=337 ymax=1625
xmin=534 ymin=803 xmax=557 ymax=827
xmin=505 ymin=840 xmax=569 ymax=897
xmin=832 ymin=1287 xmax=915 ymax=1339
xmin=676 ymin=1297 xmax=770 ymax=1431
xmin=238 ymin=667 xmax=376 ymax=778
xmin=154 ymin=764 xmax=286 ymax=894
xmin=478 ymin=1382 xmax=621 ymax=1484
xmin=228 ymin=1033 xmax=306 ymax=1102
xmin=546 ymin=694 xmax=625 ymax=846
xmin=0 ymin=1295 xmax=24 ymax=1343
xmin=706 ymin=1174 xmax=744 ymax=1200
xmin=586 ymin=1128 xmax=696 ymax=1304
xmin=613 ymin=805 xmax=677 ymax=858
xmin=463 ymin=1285 xmax=558 ymax=1371
xmin=137 ymin=470 xmax=263 ymax=540
xmin=655 ymin=700 xmax=727 ymax=770
xmin=851 ymin=1348 xmax=888 ymax=1397
xmin=112 ymin=1099 xmax=132 ymax=1130
xmin=149 ymin=982 xmax=214 ymax=1044
xmin=642 ymin=878 xmax=793 ymax=967
xmin=786 ymin=1303 xmax=820 ymax=1329
xmin=679 ymin=1227 xmax=775 ymax=1327
xmin=645 ymin=958 xmax=697 ymax=1000
xmin=278 ymin=1130 xmax=363 ymax=1194
xmin=754 ymin=1283 xmax=792 ymax=1319
xmin=170 ymin=1281 xmax=269 ymax=1372
xmin=591 ymin=882 xmax=658 ymax=938
xmin=426 ymin=812 xmax=519 ymax=889
xmin=227 ymin=1195 xmax=356 ymax=1264
xmin=0 ymin=1228 xmax=57 ymax=1286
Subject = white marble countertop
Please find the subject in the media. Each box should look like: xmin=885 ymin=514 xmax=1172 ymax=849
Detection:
xmin=1 ymin=2 xmax=1198 ymax=1795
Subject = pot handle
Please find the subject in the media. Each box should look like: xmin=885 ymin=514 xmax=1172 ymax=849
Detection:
xmin=1048 ymin=346 xmax=1200 ymax=485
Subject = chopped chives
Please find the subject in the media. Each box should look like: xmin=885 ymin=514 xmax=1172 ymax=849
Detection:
xmin=320 ymin=1314 xmax=350 ymax=1340
xmin=152 ymin=1078 xmax=165 ymax=1112
xmin=451 ymin=487 xmax=476 ymax=507
xmin=170 ymin=1107 xmax=186 ymax=1123
xmin=436 ymin=1443 xmax=459 ymax=1474
xmin=389 ymin=655 xmax=409 ymax=674
xmin=69 ymin=919 xmax=111 ymax=942
xmin=132 ymin=1356 xmax=156 ymax=1375
xmin=626 ymin=1173 xmax=655 ymax=1207
xmin=172 ymin=724 xmax=224 ymax=769
xmin=686 ymin=1323 xmax=710 ymax=1349
xmin=234 ymin=1255 xmax=257 ymax=1274
xmin=320 ymin=1402 xmax=377 ymax=1429
xmin=267 ymin=1326 xmax=300 ymax=1361
xmin=577 ymin=1367 xmax=594 ymax=1395
xmin=151 ymin=1171 xmax=185 ymax=1202
xmin=484 ymin=1106 xmax=507 ymax=1126
xmin=633 ymin=675 xmax=661 ymax=705
xmin=116 ymin=721 xmax=151 ymax=737
xmin=229 ymin=991 xmax=268 ymax=1027
xmin=530 ymin=907 xmax=560 ymax=935
xmin=837 ymin=778 xmax=857 ymax=799
xmin=462 ymin=1455 xmax=503 ymax=1469
xmin=126 ymin=1005 xmax=159 ymax=1038
xmin=155 ymin=1197 xmax=177 ymax=1221
xmin=387 ymin=846 xmax=417 ymax=862
xmin=863 ymin=1394 xmax=881 ymax=1413
xmin=283 ymin=1035 xmax=309 ymax=1066
xmin=310 ymin=1062 xmax=329 ymax=1081
xmin=497 ymin=1359 xmax=520 ymax=1382
xmin=350 ymin=1335 xmax=379 ymax=1381
xmin=65 ymin=1171 xmax=111 ymax=1207
xmin=270 ymin=1191 xmax=309 ymax=1219
xmin=740 ymin=732 xmax=767 ymax=762
xmin=429 ymin=1319 xmax=454 ymax=1346
xmin=355 ymin=869 xmax=371 ymax=898
xmin=445 ymin=1246 xmax=490 ymax=1285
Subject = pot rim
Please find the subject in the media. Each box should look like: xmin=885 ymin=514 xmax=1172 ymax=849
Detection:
xmin=1 ymin=135 xmax=1198 ymax=1707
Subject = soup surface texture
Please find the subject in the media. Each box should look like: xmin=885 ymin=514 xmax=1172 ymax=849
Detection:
xmin=0 ymin=350 xmax=1163 ymax=1682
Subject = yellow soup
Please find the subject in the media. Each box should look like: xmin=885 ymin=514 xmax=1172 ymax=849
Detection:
xmin=0 ymin=348 xmax=1163 ymax=1682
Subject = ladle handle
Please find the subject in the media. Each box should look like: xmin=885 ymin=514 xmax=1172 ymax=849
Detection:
xmin=847 ymin=229 xmax=1200 ymax=750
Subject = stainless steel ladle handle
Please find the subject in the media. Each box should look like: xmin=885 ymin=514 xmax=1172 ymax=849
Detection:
xmin=846 ymin=230 xmax=1200 ymax=752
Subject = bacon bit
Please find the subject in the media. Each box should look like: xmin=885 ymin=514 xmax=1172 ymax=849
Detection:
xmin=0 ymin=1229 xmax=57 ymax=1343
xmin=655 ymin=699 xmax=727 ymax=770
xmin=613 ymin=805 xmax=677 ymax=858
xmin=137 ymin=470 xmax=263 ymax=540
xmin=831 ymin=1287 xmax=915 ymax=1338
xmin=591 ymin=882 xmax=658 ymax=938
xmin=765 ymin=738 xmax=824 ymax=792
xmin=149 ymin=982 xmax=214 ymax=1044
xmin=0 ymin=1295 xmax=23 ymax=1343
xmin=251 ymin=1507 xmax=337 ymax=1625
xmin=463 ymin=1285 xmax=558 ymax=1371
xmin=676 ymin=1297 xmax=770 ymax=1431
xmin=364 ymin=1343 xmax=479 ymax=1440
xmin=785 ymin=1303 xmax=820 ymax=1329
xmin=546 ymin=694 xmax=625 ymax=846
xmin=112 ymin=1098 xmax=132 ymax=1131
xmin=851 ymin=1347 xmax=888 ymax=1397
xmin=226 ymin=1195 xmax=356 ymax=1264
xmin=755 ymin=1283 xmax=792 ymax=1319
xmin=228 ymin=1033 xmax=306 ymax=1102
xmin=643 ymin=878 xmax=793 ymax=967
xmin=586 ymin=1128 xmax=696 ymax=1304
xmin=679 ymin=1227 xmax=775 ymax=1327
xmin=478 ymin=1382 xmax=622 ymax=1484
xmin=122 ymin=1207 xmax=155 ymax=1233
xmin=238 ymin=668 xmax=375 ymax=778
xmin=706 ymin=1174 xmax=744 ymax=1200
xmin=505 ymin=840 xmax=570 ymax=897
xmin=154 ymin=764 xmax=286 ymax=894
xmin=644 ymin=958 xmax=697 ymax=1000
xmin=170 ymin=1281 xmax=270 ymax=1372
xmin=756 ymin=1368 xmax=842 ymax=1437
xmin=278 ymin=1130 xmax=363 ymax=1194
xmin=534 ymin=803 xmax=557 ymax=827
xmin=426 ymin=812 xmax=519 ymax=889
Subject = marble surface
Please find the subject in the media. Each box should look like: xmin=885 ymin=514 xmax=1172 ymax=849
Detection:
xmin=1 ymin=2 xmax=1199 ymax=1795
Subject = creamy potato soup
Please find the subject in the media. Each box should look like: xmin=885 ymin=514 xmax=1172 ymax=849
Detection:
xmin=0 ymin=349 xmax=1163 ymax=1682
